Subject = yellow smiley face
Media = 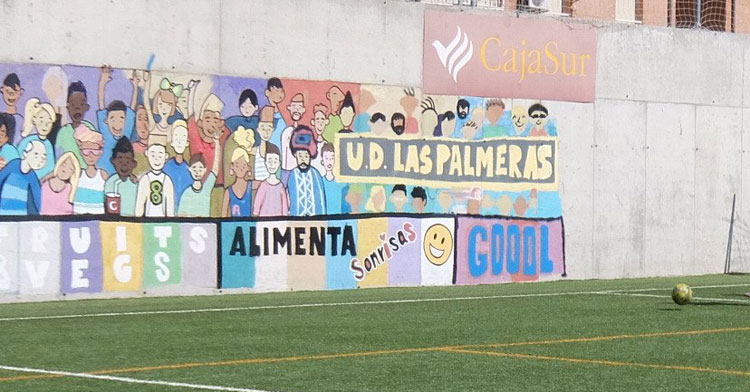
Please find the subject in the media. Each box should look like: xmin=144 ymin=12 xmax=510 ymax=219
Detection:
xmin=423 ymin=224 xmax=453 ymax=266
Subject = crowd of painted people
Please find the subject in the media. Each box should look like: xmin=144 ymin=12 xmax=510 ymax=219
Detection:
xmin=0 ymin=66 xmax=559 ymax=218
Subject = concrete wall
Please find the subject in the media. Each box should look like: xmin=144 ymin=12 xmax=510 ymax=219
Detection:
xmin=2 ymin=0 xmax=748 ymax=280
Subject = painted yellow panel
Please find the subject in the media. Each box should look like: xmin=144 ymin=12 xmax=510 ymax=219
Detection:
xmin=100 ymin=222 xmax=143 ymax=292
xmin=357 ymin=218 xmax=389 ymax=288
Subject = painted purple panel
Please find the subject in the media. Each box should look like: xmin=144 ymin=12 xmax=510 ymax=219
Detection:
xmin=180 ymin=223 xmax=218 ymax=289
xmin=61 ymin=221 xmax=103 ymax=294
xmin=387 ymin=218 xmax=421 ymax=286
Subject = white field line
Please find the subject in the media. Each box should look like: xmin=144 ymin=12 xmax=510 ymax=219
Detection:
xmin=602 ymin=292 xmax=750 ymax=304
xmin=1 ymin=283 xmax=749 ymax=323
xmin=0 ymin=364 xmax=272 ymax=392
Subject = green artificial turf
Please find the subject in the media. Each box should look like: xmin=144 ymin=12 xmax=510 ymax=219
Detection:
xmin=0 ymin=274 xmax=749 ymax=391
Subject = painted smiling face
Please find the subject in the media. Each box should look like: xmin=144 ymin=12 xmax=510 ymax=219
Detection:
xmin=423 ymin=224 xmax=453 ymax=266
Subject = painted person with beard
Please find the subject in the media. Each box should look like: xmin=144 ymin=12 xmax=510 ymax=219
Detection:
xmin=308 ymin=104 xmax=329 ymax=176
xmin=280 ymin=94 xmax=306 ymax=180
xmin=451 ymin=98 xmax=471 ymax=138
xmin=286 ymin=125 xmax=326 ymax=216
xmin=55 ymin=81 xmax=96 ymax=168
xmin=390 ymin=113 xmax=406 ymax=136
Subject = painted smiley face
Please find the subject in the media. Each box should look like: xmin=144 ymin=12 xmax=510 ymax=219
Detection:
xmin=423 ymin=224 xmax=453 ymax=266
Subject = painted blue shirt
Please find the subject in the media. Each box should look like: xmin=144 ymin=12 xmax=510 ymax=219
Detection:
xmin=163 ymin=158 xmax=192 ymax=210
xmin=352 ymin=113 xmax=371 ymax=133
xmin=0 ymin=159 xmax=41 ymax=215
xmin=323 ymin=177 xmax=343 ymax=215
xmin=269 ymin=112 xmax=286 ymax=150
xmin=0 ymin=143 xmax=19 ymax=163
xmin=97 ymin=108 xmax=136 ymax=174
xmin=287 ymin=166 xmax=326 ymax=216
xmin=228 ymin=183 xmax=252 ymax=217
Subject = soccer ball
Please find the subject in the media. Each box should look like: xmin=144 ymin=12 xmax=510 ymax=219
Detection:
xmin=672 ymin=284 xmax=693 ymax=305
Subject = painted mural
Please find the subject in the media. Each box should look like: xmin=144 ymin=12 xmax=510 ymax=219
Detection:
xmin=0 ymin=62 xmax=565 ymax=299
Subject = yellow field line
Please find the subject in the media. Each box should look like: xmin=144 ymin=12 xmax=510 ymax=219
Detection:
xmin=2 ymin=326 xmax=749 ymax=383
xmin=442 ymin=348 xmax=750 ymax=377
xmin=461 ymin=326 xmax=750 ymax=350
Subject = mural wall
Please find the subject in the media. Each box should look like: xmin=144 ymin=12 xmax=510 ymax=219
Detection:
xmin=0 ymin=62 xmax=565 ymax=300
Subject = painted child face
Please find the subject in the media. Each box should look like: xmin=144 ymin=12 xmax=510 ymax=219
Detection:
xmin=105 ymin=110 xmax=126 ymax=137
xmin=67 ymin=92 xmax=89 ymax=123
xmin=312 ymin=111 xmax=328 ymax=134
xmin=322 ymin=151 xmax=335 ymax=172
xmin=257 ymin=121 xmax=274 ymax=141
xmin=111 ymin=151 xmax=136 ymax=178
xmin=412 ymin=197 xmax=425 ymax=213
xmin=80 ymin=141 xmax=103 ymax=166
xmin=391 ymin=190 xmax=407 ymax=211
xmin=530 ymin=110 xmax=548 ymax=128
xmin=200 ymin=110 xmax=223 ymax=139
xmin=33 ymin=110 xmax=54 ymax=137
xmin=294 ymin=150 xmax=311 ymax=169
xmin=240 ymin=99 xmax=257 ymax=117
xmin=372 ymin=188 xmax=385 ymax=211
xmin=189 ymin=161 xmax=206 ymax=181
xmin=487 ymin=104 xmax=504 ymax=124
xmin=438 ymin=191 xmax=453 ymax=211
xmin=26 ymin=142 xmax=48 ymax=170
xmin=1 ymin=84 xmax=21 ymax=107
xmin=156 ymin=96 xmax=173 ymax=118
xmin=177 ymin=94 xmax=189 ymax=117
xmin=265 ymin=152 xmax=280 ymax=174
xmin=231 ymin=158 xmax=250 ymax=179
xmin=0 ymin=124 xmax=8 ymax=146
xmin=441 ymin=116 xmax=456 ymax=135
xmin=372 ymin=119 xmax=388 ymax=136
xmin=267 ymin=86 xmax=285 ymax=105
xmin=57 ymin=157 xmax=76 ymax=181
xmin=511 ymin=106 xmax=528 ymax=133
xmin=171 ymin=126 xmax=189 ymax=155
xmin=136 ymin=107 xmax=150 ymax=140
xmin=147 ymin=145 xmax=167 ymax=171
xmin=340 ymin=106 xmax=355 ymax=128
xmin=345 ymin=189 xmax=362 ymax=210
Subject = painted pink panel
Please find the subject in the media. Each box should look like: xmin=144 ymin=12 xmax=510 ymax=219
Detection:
xmin=455 ymin=216 xmax=565 ymax=285
xmin=424 ymin=10 xmax=597 ymax=102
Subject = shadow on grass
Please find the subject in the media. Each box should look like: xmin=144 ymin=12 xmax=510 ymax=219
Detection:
xmin=690 ymin=301 xmax=750 ymax=307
